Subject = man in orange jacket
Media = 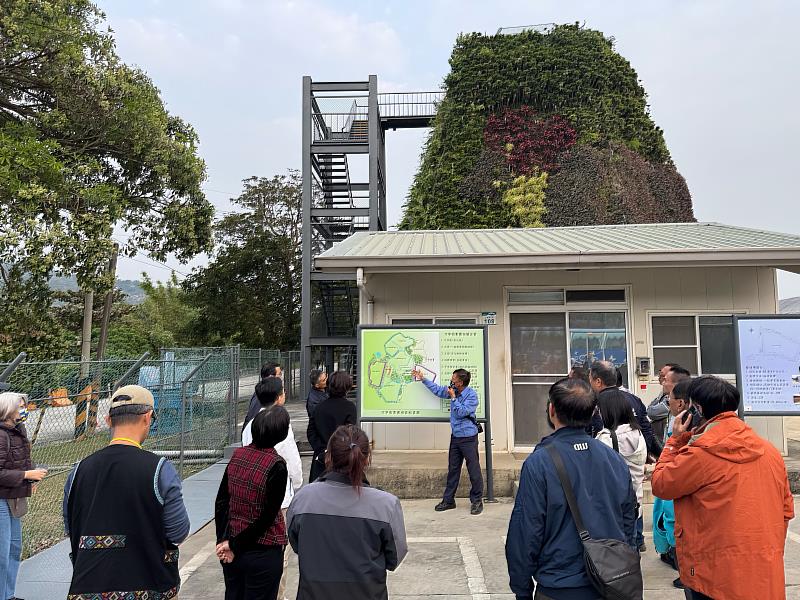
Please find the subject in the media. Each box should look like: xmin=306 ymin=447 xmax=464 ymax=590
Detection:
xmin=652 ymin=376 xmax=794 ymax=600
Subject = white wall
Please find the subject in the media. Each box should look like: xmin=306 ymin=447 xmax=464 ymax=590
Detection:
xmin=361 ymin=265 xmax=783 ymax=453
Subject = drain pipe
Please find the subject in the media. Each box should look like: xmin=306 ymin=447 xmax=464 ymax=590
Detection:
xmin=356 ymin=267 xmax=374 ymax=447
xmin=356 ymin=267 xmax=373 ymax=324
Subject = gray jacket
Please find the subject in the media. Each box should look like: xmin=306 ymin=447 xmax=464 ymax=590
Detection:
xmin=287 ymin=471 xmax=407 ymax=600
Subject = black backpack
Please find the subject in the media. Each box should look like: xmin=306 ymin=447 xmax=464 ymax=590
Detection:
xmin=545 ymin=444 xmax=643 ymax=600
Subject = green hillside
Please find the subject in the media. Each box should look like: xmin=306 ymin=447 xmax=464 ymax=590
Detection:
xmin=400 ymin=24 xmax=694 ymax=230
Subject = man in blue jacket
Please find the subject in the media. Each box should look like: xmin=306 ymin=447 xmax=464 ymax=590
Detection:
xmin=506 ymin=377 xmax=637 ymax=600
xmin=412 ymin=368 xmax=484 ymax=515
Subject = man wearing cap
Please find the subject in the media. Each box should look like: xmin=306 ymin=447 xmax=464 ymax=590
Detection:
xmin=63 ymin=385 xmax=190 ymax=599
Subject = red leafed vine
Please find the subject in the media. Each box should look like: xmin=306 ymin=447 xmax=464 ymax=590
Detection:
xmin=483 ymin=106 xmax=577 ymax=174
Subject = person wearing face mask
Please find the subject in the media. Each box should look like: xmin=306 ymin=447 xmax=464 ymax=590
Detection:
xmin=646 ymin=363 xmax=679 ymax=444
xmin=305 ymin=370 xmax=328 ymax=419
xmin=411 ymin=368 xmax=484 ymax=516
xmin=506 ymin=378 xmax=638 ymax=600
xmin=1 ymin=392 xmax=46 ymax=600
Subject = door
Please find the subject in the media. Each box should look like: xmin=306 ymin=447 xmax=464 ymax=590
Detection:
xmin=510 ymin=310 xmax=630 ymax=446
xmin=510 ymin=313 xmax=568 ymax=446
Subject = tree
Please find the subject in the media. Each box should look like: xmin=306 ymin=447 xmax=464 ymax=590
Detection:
xmin=0 ymin=265 xmax=74 ymax=360
xmin=184 ymin=173 xmax=302 ymax=350
xmin=0 ymin=0 xmax=212 ymax=356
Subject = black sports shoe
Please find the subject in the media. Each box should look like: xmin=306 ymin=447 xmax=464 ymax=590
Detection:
xmin=434 ymin=500 xmax=456 ymax=512
xmin=638 ymin=542 xmax=647 ymax=553
xmin=673 ymin=577 xmax=685 ymax=589
xmin=660 ymin=550 xmax=679 ymax=570
xmin=470 ymin=501 xmax=484 ymax=515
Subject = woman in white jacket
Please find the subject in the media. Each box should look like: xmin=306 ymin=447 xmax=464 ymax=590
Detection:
xmin=595 ymin=388 xmax=648 ymax=516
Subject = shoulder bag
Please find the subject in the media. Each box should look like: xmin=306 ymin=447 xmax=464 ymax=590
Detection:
xmin=545 ymin=444 xmax=642 ymax=600
xmin=465 ymin=414 xmax=484 ymax=434
xmin=609 ymin=428 xmax=620 ymax=452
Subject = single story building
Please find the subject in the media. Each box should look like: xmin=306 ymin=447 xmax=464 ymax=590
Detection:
xmin=314 ymin=222 xmax=800 ymax=454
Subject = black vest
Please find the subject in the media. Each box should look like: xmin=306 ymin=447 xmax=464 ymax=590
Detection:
xmin=67 ymin=445 xmax=180 ymax=599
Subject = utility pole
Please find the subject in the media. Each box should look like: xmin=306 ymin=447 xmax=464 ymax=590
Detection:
xmin=96 ymin=243 xmax=119 ymax=362
xmin=91 ymin=243 xmax=119 ymax=432
xmin=79 ymin=290 xmax=94 ymax=378
xmin=75 ymin=289 xmax=93 ymax=440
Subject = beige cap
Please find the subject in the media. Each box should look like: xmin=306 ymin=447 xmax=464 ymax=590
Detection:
xmin=111 ymin=385 xmax=155 ymax=409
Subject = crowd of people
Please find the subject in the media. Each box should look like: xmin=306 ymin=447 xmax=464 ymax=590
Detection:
xmin=0 ymin=357 xmax=795 ymax=600
xmin=508 ymin=360 xmax=794 ymax=600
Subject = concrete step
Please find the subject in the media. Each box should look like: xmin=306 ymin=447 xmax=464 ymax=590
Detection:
xmin=368 ymin=451 xmax=524 ymax=499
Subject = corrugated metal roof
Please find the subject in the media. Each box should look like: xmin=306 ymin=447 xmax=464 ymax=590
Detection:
xmin=314 ymin=222 xmax=800 ymax=272
xmin=321 ymin=223 xmax=800 ymax=257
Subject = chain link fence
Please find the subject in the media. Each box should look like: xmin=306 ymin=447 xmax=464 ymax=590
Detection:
xmin=234 ymin=349 xmax=303 ymax=429
xmin=0 ymin=346 xmax=279 ymax=559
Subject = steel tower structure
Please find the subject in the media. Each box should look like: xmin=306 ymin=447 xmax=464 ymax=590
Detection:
xmin=300 ymin=75 xmax=440 ymax=399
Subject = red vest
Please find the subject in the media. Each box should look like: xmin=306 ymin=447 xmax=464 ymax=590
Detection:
xmin=227 ymin=446 xmax=287 ymax=546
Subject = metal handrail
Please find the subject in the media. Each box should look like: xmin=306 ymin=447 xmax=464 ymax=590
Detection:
xmin=112 ymin=351 xmax=150 ymax=394
xmin=377 ymin=92 xmax=443 ymax=119
xmin=0 ymin=352 xmax=26 ymax=391
xmin=179 ymin=354 xmax=211 ymax=475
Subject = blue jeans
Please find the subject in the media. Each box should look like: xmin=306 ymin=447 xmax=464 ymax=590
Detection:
xmin=0 ymin=499 xmax=22 ymax=599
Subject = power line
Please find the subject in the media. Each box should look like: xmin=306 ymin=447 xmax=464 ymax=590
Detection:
xmin=202 ymin=187 xmax=241 ymax=196
xmin=120 ymin=255 xmax=189 ymax=278
xmin=112 ymin=236 xmax=190 ymax=278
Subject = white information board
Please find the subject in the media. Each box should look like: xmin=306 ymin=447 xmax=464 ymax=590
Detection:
xmin=735 ymin=315 xmax=800 ymax=415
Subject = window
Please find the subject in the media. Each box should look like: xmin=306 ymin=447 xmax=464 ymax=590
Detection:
xmin=391 ymin=318 xmax=433 ymax=325
xmin=510 ymin=313 xmax=567 ymax=374
xmin=508 ymin=288 xmax=626 ymax=305
xmin=435 ymin=318 xmax=479 ymax=325
xmin=566 ymin=289 xmax=626 ymax=303
xmin=651 ymin=315 xmax=736 ymax=375
xmin=389 ymin=316 xmax=478 ymax=325
xmin=508 ymin=290 xmax=564 ymax=305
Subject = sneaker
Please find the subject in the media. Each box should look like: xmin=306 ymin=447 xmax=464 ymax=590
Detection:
xmin=673 ymin=577 xmax=685 ymax=589
xmin=638 ymin=542 xmax=647 ymax=553
xmin=470 ymin=501 xmax=484 ymax=515
xmin=434 ymin=500 xmax=456 ymax=512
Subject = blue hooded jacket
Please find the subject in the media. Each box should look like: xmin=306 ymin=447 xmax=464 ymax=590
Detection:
xmin=506 ymin=427 xmax=638 ymax=600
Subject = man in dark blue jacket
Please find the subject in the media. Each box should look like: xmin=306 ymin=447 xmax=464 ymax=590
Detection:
xmin=506 ymin=378 xmax=637 ymax=600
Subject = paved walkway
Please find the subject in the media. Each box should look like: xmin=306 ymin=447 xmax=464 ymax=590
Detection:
xmin=178 ymin=494 xmax=800 ymax=600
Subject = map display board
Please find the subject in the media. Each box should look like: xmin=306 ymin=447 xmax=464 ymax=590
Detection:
xmin=358 ymin=326 xmax=487 ymax=421
xmin=735 ymin=315 xmax=800 ymax=415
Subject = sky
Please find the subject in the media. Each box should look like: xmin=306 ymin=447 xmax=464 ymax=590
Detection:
xmin=97 ymin=0 xmax=800 ymax=298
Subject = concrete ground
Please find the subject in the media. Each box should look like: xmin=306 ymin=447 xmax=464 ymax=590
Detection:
xmin=178 ymin=494 xmax=800 ymax=600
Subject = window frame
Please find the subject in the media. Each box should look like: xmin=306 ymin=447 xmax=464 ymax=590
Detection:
xmin=504 ymin=285 xmax=633 ymax=451
xmin=387 ymin=314 xmax=479 ymax=325
xmin=649 ymin=311 xmax=746 ymax=378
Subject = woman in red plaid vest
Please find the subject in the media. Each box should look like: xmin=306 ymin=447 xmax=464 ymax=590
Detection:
xmin=215 ymin=406 xmax=290 ymax=600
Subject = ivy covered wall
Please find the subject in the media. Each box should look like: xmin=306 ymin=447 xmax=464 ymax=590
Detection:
xmin=399 ymin=24 xmax=695 ymax=230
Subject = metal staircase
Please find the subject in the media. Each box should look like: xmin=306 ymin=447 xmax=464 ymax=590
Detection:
xmin=301 ymin=76 xmax=442 ymax=393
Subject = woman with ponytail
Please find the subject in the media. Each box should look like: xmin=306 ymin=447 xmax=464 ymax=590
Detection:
xmin=287 ymin=425 xmax=407 ymax=600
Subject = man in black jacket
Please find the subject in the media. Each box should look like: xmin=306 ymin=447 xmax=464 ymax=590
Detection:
xmin=589 ymin=360 xmax=655 ymax=553
xmin=242 ymin=362 xmax=282 ymax=433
